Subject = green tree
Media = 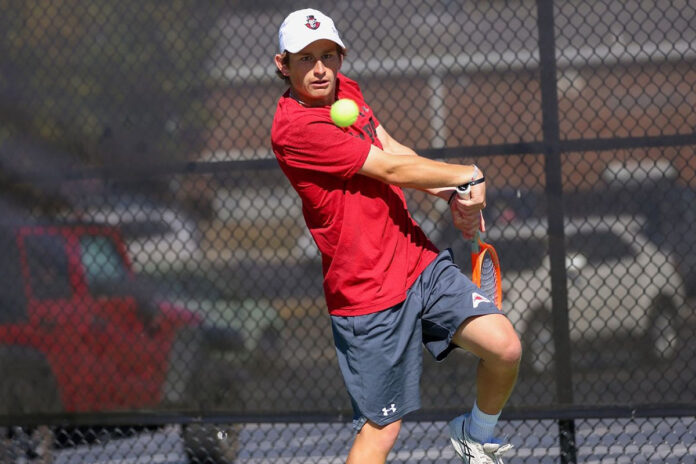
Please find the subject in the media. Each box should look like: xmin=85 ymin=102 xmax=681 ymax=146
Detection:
xmin=0 ymin=0 xmax=224 ymax=169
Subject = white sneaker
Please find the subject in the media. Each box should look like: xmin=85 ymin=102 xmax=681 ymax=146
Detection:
xmin=448 ymin=414 xmax=513 ymax=464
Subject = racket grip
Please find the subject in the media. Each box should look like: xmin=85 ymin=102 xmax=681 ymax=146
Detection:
xmin=471 ymin=229 xmax=481 ymax=253
xmin=456 ymin=176 xmax=485 ymax=197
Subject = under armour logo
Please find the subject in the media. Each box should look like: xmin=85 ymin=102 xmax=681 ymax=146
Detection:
xmin=472 ymin=292 xmax=490 ymax=308
xmin=382 ymin=404 xmax=397 ymax=416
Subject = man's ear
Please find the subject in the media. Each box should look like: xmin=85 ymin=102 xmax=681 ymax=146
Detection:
xmin=274 ymin=54 xmax=289 ymax=76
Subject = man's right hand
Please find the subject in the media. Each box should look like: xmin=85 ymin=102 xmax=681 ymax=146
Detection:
xmin=450 ymin=177 xmax=486 ymax=240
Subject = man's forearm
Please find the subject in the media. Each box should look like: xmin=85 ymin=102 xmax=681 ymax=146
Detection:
xmin=374 ymin=130 xmax=477 ymax=198
xmin=380 ymin=150 xmax=459 ymax=200
xmin=374 ymin=153 xmax=479 ymax=191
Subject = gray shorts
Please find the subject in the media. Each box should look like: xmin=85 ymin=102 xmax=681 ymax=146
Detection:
xmin=330 ymin=249 xmax=502 ymax=432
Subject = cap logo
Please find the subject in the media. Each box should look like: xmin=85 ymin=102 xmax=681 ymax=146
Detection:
xmin=305 ymin=15 xmax=320 ymax=30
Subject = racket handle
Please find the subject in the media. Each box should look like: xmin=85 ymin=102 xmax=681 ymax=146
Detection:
xmin=456 ymin=184 xmax=471 ymax=196
xmin=471 ymin=230 xmax=481 ymax=253
xmin=455 ymin=176 xmax=485 ymax=197
xmin=455 ymin=182 xmax=484 ymax=252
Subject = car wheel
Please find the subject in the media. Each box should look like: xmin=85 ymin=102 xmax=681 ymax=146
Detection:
xmin=186 ymin=357 xmax=245 ymax=410
xmin=253 ymin=325 xmax=283 ymax=368
xmin=182 ymin=356 xmax=245 ymax=464
xmin=0 ymin=348 xmax=62 ymax=462
xmin=522 ymin=308 xmax=555 ymax=373
xmin=183 ymin=423 xmax=241 ymax=464
xmin=646 ymin=294 xmax=680 ymax=360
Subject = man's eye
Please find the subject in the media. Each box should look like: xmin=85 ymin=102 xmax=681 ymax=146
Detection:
xmin=301 ymin=56 xmax=314 ymax=62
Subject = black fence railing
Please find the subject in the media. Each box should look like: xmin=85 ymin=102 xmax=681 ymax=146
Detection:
xmin=1 ymin=0 xmax=695 ymax=462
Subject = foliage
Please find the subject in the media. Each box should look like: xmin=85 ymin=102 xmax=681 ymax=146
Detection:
xmin=0 ymin=0 xmax=225 ymax=168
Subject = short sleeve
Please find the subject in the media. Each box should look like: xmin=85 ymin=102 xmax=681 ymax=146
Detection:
xmin=280 ymin=115 xmax=372 ymax=179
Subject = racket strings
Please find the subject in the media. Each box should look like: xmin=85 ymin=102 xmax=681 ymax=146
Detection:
xmin=479 ymin=252 xmax=498 ymax=304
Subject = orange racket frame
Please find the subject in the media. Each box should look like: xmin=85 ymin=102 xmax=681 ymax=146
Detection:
xmin=471 ymin=236 xmax=503 ymax=310
xmin=455 ymin=180 xmax=503 ymax=310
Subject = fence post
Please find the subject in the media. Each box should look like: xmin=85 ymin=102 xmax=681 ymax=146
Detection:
xmin=535 ymin=1 xmax=577 ymax=462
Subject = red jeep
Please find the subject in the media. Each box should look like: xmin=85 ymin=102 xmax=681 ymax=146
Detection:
xmin=0 ymin=222 xmax=242 ymax=463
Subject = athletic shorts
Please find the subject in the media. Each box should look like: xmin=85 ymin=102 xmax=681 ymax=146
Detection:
xmin=330 ymin=249 xmax=503 ymax=432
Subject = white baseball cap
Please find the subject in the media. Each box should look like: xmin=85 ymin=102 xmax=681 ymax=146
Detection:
xmin=278 ymin=8 xmax=345 ymax=53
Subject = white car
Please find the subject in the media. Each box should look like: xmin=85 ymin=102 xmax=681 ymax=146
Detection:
xmin=484 ymin=215 xmax=687 ymax=373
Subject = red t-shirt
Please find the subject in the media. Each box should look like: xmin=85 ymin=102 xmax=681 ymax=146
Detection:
xmin=271 ymin=74 xmax=438 ymax=316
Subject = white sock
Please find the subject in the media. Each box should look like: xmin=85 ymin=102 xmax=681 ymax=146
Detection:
xmin=467 ymin=402 xmax=501 ymax=443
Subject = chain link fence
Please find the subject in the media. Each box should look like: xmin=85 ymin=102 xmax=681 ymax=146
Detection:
xmin=1 ymin=0 xmax=695 ymax=462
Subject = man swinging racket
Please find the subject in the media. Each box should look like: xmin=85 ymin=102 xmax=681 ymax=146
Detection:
xmin=271 ymin=8 xmax=521 ymax=464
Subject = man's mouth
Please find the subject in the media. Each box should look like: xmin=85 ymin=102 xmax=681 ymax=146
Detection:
xmin=311 ymin=80 xmax=329 ymax=89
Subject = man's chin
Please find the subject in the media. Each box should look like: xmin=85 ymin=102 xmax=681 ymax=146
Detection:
xmin=305 ymin=92 xmax=334 ymax=106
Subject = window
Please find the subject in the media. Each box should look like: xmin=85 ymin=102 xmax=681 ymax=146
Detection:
xmin=80 ymin=235 xmax=129 ymax=296
xmin=24 ymin=234 xmax=72 ymax=300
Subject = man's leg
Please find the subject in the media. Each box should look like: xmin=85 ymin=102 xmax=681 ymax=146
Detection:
xmin=346 ymin=420 xmax=401 ymax=464
xmin=452 ymin=313 xmax=521 ymax=435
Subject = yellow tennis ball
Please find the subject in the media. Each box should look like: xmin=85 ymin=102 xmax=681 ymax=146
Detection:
xmin=330 ymin=99 xmax=359 ymax=127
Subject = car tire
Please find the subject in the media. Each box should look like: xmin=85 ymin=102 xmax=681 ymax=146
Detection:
xmin=253 ymin=325 xmax=283 ymax=369
xmin=522 ymin=308 xmax=555 ymax=373
xmin=183 ymin=423 xmax=241 ymax=464
xmin=646 ymin=294 xmax=680 ymax=361
xmin=186 ymin=357 xmax=245 ymax=410
xmin=0 ymin=348 xmax=62 ymax=462
xmin=0 ymin=348 xmax=62 ymax=414
xmin=182 ymin=357 xmax=245 ymax=464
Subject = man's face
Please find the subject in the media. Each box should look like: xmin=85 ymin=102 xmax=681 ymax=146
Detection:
xmin=277 ymin=39 xmax=343 ymax=107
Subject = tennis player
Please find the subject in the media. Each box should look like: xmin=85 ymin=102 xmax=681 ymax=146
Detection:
xmin=271 ymin=9 xmax=521 ymax=464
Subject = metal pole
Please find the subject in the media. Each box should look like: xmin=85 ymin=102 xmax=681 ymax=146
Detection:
xmin=536 ymin=1 xmax=577 ymax=462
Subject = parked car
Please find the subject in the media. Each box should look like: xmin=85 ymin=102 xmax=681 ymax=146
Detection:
xmin=461 ymin=159 xmax=696 ymax=299
xmin=0 ymin=221 xmax=242 ymax=463
xmin=63 ymin=195 xmax=202 ymax=273
xmin=142 ymin=268 xmax=286 ymax=367
xmin=480 ymin=215 xmax=687 ymax=373
xmin=601 ymin=159 xmax=696 ymax=299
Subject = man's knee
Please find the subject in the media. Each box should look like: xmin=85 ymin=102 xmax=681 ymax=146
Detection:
xmin=487 ymin=325 xmax=522 ymax=369
xmin=497 ymin=331 xmax=522 ymax=367
xmin=455 ymin=314 xmax=522 ymax=367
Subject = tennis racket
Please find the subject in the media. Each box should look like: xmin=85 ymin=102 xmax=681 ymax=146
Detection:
xmin=456 ymin=183 xmax=503 ymax=310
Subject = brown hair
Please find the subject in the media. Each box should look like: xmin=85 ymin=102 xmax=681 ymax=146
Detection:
xmin=275 ymin=46 xmax=347 ymax=84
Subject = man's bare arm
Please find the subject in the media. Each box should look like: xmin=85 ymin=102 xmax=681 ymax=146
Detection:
xmin=362 ymin=126 xmax=480 ymax=193
xmin=373 ymin=125 xmax=452 ymax=200
xmin=368 ymin=124 xmax=485 ymax=238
